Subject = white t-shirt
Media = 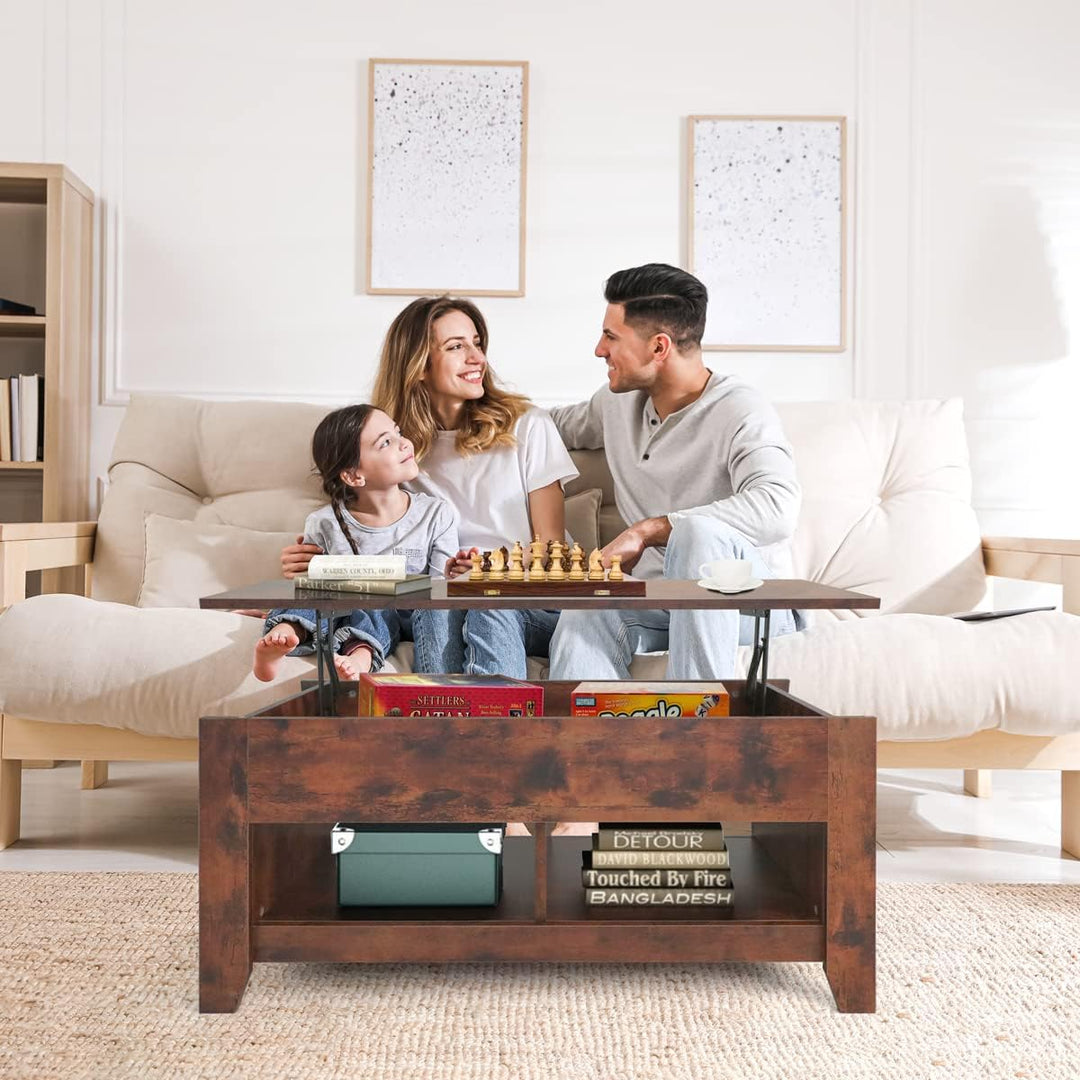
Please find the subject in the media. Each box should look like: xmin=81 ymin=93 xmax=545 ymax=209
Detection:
xmin=408 ymin=407 xmax=578 ymax=552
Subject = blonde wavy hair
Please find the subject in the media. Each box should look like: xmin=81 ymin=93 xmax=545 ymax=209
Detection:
xmin=371 ymin=296 xmax=531 ymax=463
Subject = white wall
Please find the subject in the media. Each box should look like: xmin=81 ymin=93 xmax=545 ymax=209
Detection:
xmin=1 ymin=0 xmax=1078 ymax=540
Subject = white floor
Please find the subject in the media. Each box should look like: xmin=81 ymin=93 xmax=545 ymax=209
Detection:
xmin=1 ymin=761 xmax=1079 ymax=881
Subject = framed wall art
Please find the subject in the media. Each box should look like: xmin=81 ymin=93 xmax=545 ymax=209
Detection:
xmin=367 ymin=59 xmax=528 ymax=296
xmin=688 ymin=116 xmax=846 ymax=351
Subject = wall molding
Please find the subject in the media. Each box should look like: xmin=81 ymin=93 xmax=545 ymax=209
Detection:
xmin=906 ymin=0 xmax=926 ymax=400
xmin=98 ymin=0 xmax=126 ymax=406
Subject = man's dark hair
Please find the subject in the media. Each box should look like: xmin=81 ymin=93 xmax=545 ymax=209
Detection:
xmin=603 ymin=263 xmax=708 ymax=351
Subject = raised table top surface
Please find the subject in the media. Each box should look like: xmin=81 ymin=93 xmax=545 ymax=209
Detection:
xmin=200 ymin=577 xmax=880 ymax=612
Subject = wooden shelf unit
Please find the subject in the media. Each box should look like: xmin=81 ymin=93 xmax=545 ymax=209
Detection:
xmin=0 ymin=163 xmax=93 ymax=538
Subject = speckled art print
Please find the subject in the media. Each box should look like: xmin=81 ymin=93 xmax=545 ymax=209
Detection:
xmin=367 ymin=59 xmax=528 ymax=296
xmin=690 ymin=117 xmax=846 ymax=350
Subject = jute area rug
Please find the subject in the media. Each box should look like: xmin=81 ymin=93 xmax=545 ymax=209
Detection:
xmin=1 ymin=874 xmax=1077 ymax=1080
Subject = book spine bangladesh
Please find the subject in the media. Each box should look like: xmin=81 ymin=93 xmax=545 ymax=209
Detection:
xmin=586 ymin=888 xmax=734 ymax=906
xmin=597 ymin=825 xmax=726 ymax=851
xmin=582 ymin=868 xmax=732 ymax=888
xmin=294 ymin=575 xmax=401 ymax=595
xmin=590 ymin=848 xmax=731 ymax=868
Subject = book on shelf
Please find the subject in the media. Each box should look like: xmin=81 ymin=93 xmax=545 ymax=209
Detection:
xmin=588 ymin=844 xmax=730 ymax=869
xmin=581 ymin=857 xmax=732 ymax=890
xmin=596 ymin=822 xmax=726 ymax=851
xmin=307 ymin=553 xmax=407 ymax=579
xmin=586 ymin=888 xmax=733 ymax=907
xmin=0 ymin=297 xmax=36 ymax=315
xmin=0 ymin=379 xmax=10 ymax=461
xmin=571 ymin=681 xmax=730 ymax=718
xmin=18 ymin=373 xmax=41 ymax=463
xmin=293 ymin=572 xmax=430 ymax=595
xmin=357 ymin=673 xmax=544 ymax=718
xmin=9 ymin=377 xmax=20 ymax=463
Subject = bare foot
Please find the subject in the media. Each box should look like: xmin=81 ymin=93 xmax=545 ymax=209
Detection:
xmin=552 ymin=822 xmax=599 ymax=836
xmin=332 ymin=643 xmax=373 ymax=681
xmin=253 ymin=623 xmax=300 ymax=682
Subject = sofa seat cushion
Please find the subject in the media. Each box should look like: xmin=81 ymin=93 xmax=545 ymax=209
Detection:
xmin=612 ymin=612 xmax=1080 ymax=741
xmin=0 ymin=596 xmax=303 ymax=738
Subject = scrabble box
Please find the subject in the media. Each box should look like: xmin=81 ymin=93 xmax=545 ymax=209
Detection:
xmin=357 ymin=673 xmax=544 ymax=717
xmin=570 ymin=681 xmax=730 ymax=718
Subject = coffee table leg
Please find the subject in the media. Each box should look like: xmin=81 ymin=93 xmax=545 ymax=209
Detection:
xmin=199 ymin=716 xmax=252 ymax=1013
xmin=824 ymin=715 xmax=876 ymax=1012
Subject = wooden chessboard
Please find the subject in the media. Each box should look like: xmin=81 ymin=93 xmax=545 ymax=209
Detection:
xmin=447 ymin=575 xmax=646 ymax=597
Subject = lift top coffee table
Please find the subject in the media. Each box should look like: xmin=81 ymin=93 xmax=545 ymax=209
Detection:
xmin=198 ymin=578 xmax=879 ymax=1014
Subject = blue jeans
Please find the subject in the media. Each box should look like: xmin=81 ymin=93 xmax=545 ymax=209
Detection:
xmin=548 ymin=517 xmax=798 ymax=680
xmin=412 ymin=608 xmax=560 ymax=679
xmin=264 ymin=607 xmax=400 ymax=672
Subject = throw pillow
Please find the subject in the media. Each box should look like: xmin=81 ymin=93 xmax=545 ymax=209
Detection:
xmin=137 ymin=514 xmax=298 ymax=608
xmin=564 ymin=487 xmax=602 ymax=552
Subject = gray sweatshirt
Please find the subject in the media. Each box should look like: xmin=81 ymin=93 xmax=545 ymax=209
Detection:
xmin=550 ymin=373 xmax=800 ymax=579
xmin=303 ymin=490 xmax=459 ymax=576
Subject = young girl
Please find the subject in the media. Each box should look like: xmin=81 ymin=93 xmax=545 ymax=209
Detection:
xmin=282 ymin=296 xmax=578 ymax=678
xmin=254 ymin=403 xmax=458 ymax=682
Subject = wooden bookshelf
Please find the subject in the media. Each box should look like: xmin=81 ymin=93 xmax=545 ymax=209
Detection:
xmin=0 ymin=163 xmax=93 ymax=586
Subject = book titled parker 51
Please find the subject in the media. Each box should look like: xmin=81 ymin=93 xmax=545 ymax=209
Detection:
xmin=293 ymin=573 xmax=430 ymax=595
xmin=586 ymin=888 xmax=733 ymax=906
xmin=597 ymin=822 xmax=726 ymax=851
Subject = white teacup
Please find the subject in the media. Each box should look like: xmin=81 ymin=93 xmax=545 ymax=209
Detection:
xmin=698 ymin=558 xmax=752 ymax=588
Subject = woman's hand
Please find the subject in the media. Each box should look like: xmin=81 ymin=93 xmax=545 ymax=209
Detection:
xmin=281 ymin=536 xmax=323 ymax=579
xmin=445 ymin=547 xmax=480 ymax=579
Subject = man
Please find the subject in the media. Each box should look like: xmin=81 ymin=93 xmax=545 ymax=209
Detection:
xmin=548 ymin=263 xmax=802 ymax=680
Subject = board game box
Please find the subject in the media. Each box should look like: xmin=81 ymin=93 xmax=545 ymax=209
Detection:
xmin=357 ymin=673 xmax=544 ymax=717
xmin=570 ymin=681 xmax=730 ymax=718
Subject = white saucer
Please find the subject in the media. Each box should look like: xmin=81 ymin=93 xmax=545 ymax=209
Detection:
xmin=697 ymin=577 xmax=764 ymax=594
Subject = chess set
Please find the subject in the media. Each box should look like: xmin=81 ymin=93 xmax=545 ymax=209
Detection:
xmin=446 ymin=536 xmax=647 ymax=596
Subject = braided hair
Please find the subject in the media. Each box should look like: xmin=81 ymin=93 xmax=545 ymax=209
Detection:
xmin=310 ymin=403 xmax=377 ymax=556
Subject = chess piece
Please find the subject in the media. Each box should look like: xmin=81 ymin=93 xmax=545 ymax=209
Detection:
xmin=587 ymin=548 xmax=605 ymax=581
xmin=529 ymin=534 xmax=546 ymax=581
xmin=548 ymin=540 xmax=565 ymax=580
xmin=488 ymin=546 xmax=506 ymax=581
xmin=469 ymin=551 xmax=484 ymax=581
xmin=608 ymin=556 xmax=624 ymax=582
xmin=508 ymin=541 xmax=525 ymax=580
xmin=568 ymin=542 xmax=585 ymax=581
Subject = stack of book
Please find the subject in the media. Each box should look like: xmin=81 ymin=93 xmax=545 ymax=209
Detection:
xmin=582 ymin=822 xmax=733 ymax=908
xmin=0 ymin=373 xmax=43 ymax=463
xmin=293 ymin=553 xmax=430 ymax=595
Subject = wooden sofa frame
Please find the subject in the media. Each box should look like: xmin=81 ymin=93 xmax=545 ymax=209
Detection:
xmin=1 ymin=522 xmax=1077 ymax=856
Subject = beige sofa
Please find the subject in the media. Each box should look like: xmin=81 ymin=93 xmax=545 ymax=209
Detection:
xmin=1 ymin=394 xmax=1078 ymax=852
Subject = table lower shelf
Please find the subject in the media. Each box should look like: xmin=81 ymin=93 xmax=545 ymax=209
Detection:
xmin=250 ymin=830 xmax=826 ymax=964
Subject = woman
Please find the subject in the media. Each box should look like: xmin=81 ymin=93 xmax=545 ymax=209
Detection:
xmin=282 ymin=296 xmax=577 ymax=677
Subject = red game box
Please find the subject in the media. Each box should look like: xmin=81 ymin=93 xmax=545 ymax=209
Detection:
xmin=357 ymin=673 xmax=545 ymax=717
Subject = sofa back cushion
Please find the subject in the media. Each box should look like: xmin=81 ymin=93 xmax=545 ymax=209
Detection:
xmin=566 ymin=398 xmax=986 ymax=619
xmin=95 ymin=395 xmax=987 ymax=617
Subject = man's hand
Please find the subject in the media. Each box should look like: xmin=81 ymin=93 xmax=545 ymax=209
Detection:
xmin=281 ymin=536 xmax=323 ymax=579
xmin=599 ymin=516 xmax=672 ymax=573
xmin=445 ymin=547 xmax=480 ymax=579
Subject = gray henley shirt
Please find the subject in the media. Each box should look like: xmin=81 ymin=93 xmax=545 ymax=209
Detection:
xmin=550 ymin=372 xmax=801 ymax=580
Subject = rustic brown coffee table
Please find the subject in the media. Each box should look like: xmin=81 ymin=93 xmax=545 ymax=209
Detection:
xmin=199 ymin=579 xmax=879 ymax=1014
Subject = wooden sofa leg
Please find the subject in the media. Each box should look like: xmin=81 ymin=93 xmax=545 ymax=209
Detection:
xmin=963 ymin=770 xmax=991 ymax=798
xmin=1 ymin=716 xmax=22 ymax=849
xmin=1062 ymin=771 xmax=1080 ymax=859
xmin=81 ymin=761 xmax=109 ymax=789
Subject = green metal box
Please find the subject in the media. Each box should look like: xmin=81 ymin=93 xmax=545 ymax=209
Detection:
xmin=331 ymin=823 xmax=505 ymax=907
